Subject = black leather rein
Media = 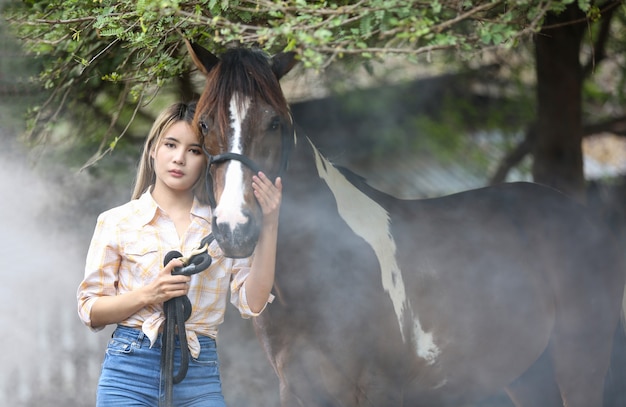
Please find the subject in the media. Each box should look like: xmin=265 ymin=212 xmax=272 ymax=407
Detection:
xmin=160 ymin=234 xmax=214 ymax=407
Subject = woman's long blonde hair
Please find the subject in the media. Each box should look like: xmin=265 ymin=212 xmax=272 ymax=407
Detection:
xmin=131 ymin=101 xmax=208 ymax=204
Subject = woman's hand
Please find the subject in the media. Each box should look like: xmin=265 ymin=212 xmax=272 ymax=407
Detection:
xmin=146 ymin=258 xmax=192 ymax=304
xmin=252 ymin=172 xmax=282 ymax=225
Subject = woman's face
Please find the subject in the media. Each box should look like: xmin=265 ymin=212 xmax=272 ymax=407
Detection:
xmin=151 ymin=121 xmax=205 ymax=195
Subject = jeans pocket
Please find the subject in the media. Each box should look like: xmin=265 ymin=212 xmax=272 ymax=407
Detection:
xmin=192 ymin=345 xmax=219 ymax=367
xmin=105 ymin=336 xmax=134 ymax=356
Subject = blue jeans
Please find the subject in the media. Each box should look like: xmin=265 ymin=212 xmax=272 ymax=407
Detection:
xmin=97 ymin=325 xmax=225 ymax=407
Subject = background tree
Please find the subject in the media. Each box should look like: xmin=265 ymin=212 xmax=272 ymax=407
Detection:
xmin=2 ymin=0 xmax=626 ymax=200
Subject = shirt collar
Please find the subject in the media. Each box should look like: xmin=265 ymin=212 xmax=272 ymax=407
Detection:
xmin=135 ymin=188 xmax=212 ymax=226
xmin=135 ymin=189 xmax=159 ymax=226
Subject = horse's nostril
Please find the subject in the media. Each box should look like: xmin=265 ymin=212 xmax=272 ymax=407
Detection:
xmin=212 ymin=210 xmax=260 ymax=258
xmin=215 ymin=221 xmax=233 ymax=241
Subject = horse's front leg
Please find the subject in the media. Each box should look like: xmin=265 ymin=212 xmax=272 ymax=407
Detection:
xmin=254 ymin=316 xmax=358 ymax=407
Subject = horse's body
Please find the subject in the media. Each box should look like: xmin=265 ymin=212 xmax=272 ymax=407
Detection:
xmin=187 ymin=43 xmax=625 ymax=406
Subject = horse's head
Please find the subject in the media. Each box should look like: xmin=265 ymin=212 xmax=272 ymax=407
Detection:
xmin=187 ymin=42 xmax=297 ymax=258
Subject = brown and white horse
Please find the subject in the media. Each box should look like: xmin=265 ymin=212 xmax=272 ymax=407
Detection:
xmin=187 ymin=42 xmax=625 ymax=407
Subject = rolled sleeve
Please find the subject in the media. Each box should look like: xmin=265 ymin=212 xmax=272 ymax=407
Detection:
xmin=229 ymin=257 xmax=274 ymax=318
xmin=77 ymin=212 xmax=121 ymax=331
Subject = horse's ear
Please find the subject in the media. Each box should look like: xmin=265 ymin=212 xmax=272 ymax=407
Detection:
xmin=271 ymin=52 xmax=298 ymax=80
xmin=185 ymin=39 xmax=220 ymax=75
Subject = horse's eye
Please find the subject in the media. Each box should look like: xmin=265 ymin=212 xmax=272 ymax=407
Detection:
xmin=199 ymin=120 xmax=209 ymax=136
xmin=269 ymin=117 xmax=280 ymax=131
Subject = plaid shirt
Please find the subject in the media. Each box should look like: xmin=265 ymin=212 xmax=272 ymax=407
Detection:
xmin=77 ymin=190 xmax=269 ymax=357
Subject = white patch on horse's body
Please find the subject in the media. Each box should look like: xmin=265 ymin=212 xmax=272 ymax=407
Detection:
xmin=307 ymin=137 xmax=440 ymax=364
xmin=215 ymin=94 xmax=250 ymax=228
xmin=415 ymin=326 xmax=439 ymax=365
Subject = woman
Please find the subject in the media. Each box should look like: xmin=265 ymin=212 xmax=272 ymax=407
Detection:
xmin=77 ymin=101 xmax=281 ymax=406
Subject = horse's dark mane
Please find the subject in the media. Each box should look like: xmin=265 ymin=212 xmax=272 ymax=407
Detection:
xmin=335 ymin=164 xmax=395 ymax=203
xmin=197 ymin=48 xmax=291 ymax=148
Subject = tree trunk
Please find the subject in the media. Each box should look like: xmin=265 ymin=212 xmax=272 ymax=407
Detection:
xmin=533 ymin=4 xmax=587 ymax=201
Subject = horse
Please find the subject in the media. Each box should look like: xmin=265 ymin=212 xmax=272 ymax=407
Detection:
xmin=185 ymin=41 xmax=625 ymax=407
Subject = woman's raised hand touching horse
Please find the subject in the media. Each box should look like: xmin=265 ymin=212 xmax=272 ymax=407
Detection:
xmin=253 ymin=171 xmax=282 ymax=223
xmin=245 ymin=171 xmax=282 ymax=314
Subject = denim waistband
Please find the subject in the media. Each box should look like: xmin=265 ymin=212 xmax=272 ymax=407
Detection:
xmin=113 ymin=325 xmax=162 ymax=348
xmin=112 ymin=325 xmax=217 ymax=350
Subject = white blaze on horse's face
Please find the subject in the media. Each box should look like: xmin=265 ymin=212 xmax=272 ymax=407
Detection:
xmin=308 ymin=137 xmax=441 ymax=366
xmin=213 ymin=94 xmax=251 ymax=228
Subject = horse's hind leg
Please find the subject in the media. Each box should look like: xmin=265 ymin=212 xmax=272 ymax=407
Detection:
xmin=505 ymin=350 xmax=562 ymax=407
xmin=549 ymin=325 xmax=615 ymax=407
xmin=548 ymin=257 xmax=622 ymax=406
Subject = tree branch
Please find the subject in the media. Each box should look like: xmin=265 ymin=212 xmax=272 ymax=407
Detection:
xmin=490 ymin=115 xmax=626 ymax=184
xmin=489 ymin=122 xmax=536 ymax=185
xmin=581 ymin=1 xmax=619 ymax=78
xmin=584 ymin=116 xmax=626 ymax=137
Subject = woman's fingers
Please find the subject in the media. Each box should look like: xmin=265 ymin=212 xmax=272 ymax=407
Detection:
xmin=159 ymin=258 xmax=191 ymax=299
xmin=253 ymin=172 xmax=282 ymax=214
xmin=163 ymin=257 xmax=184 ymax=274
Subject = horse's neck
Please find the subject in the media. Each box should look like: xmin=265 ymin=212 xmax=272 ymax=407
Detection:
xmin=287 ymin=135 xmax=413 ymax=346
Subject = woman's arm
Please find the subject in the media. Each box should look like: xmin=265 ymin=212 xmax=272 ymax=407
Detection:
xmin=89 ymin=258 xmax=191 ymax=329
xmin=243 ymin=172 xmax=282 ymax=313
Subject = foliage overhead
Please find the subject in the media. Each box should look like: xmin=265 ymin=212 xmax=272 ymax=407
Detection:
xmin=1 ymin=0 xmax=605 ymax=165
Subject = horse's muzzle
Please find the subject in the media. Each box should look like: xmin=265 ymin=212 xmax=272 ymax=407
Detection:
xmin=212 ymin=216 xmax=260 ymax=258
